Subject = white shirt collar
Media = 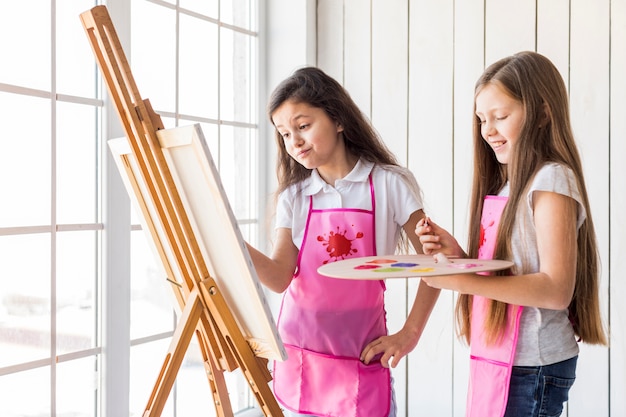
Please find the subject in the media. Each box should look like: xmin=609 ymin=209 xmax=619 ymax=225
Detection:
xmin=302 ymin=158 xmax=375 ymax=196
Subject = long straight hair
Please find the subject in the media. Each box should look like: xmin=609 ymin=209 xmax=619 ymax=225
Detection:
xmin=457 ymin=51 xmax=606 ymax=346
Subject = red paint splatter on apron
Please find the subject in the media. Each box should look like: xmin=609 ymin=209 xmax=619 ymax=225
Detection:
xmin=317 ymin=227 xmax=364 ymax=264
xmin=480 ymin=219 xmax=494 ymax=249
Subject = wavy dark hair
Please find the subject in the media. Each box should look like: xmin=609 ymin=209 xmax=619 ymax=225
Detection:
xmin=267 ymin=66 xmax=400 ymax=195
xmin=266 ymin=66 xmax=422 ymax=253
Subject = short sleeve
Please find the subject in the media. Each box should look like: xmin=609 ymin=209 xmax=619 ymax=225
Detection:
xmin=388 ymin=167 xmax=424 ymax=227
xmin=528 ymin=163 xmax=586 ymax=229
xmin=275 ymin=189 xmax=294 ymax=230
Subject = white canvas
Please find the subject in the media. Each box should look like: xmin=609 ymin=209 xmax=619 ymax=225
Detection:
xmin=108 ymin=124 xmax=286 ymax=361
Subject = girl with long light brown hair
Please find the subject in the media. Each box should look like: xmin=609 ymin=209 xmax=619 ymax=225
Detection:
xmin=416 ymin=51 xmax=606 ymax=417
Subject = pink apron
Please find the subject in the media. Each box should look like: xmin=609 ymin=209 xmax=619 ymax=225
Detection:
xmin=466 ymin=195 xmax=523 ymax=417
xmin=273 ymin=176 xmax=391 ymax=417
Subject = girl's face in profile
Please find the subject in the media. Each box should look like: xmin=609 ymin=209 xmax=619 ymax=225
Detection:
xmin=475 ymin=83 xmax=525 ymax=165
xmin=272 ymin=99 xmax=344 ymax=171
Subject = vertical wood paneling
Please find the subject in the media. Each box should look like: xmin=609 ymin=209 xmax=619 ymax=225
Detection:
xmin=370 ymin=1 xmax=410 ymax=414
xmin=371 ymin=0 xmax=409 ymax=161
xmin=568 ymin=1 xmax=611 ymax=415
xmin=311 ymin=1 xmax=621 ymax=415
xmin=451 ymin=0 xmax=484 ymax=246
xmin=316 ymin=0 xmax=344 ymax=81
xmin=452 ymin=0 xmax=485 ymax=413
xmin=344 ymin=0 xmax=372 ymax=119
xmin=406 ymin=0 xmax=455 ymax=415
xmin=610 ymin=1 xmax=626 ymax=415
xmin=484 ymin=0 xmax=536 ymax=64
xmin=537 ymin=0 xmax=570 ymax=85
xmin=265 ymin=0 xmax=318 ymax=209
xmin=407 ymin=0 xmax=454 ymax=221
xmin=266 ymin=0 xmax=316 ymax=84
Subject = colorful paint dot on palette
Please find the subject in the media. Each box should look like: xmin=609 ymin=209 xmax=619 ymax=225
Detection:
xmin=390 ymin=262 xmax=418 ymax=268
xmin=354 ymin=264 xmax=381 ymax=270
xmin=448 ymin=263 xmax=481 ymax=269
xmin=366 ymin=258 xmax=397 ymax=264
xmin=409 ymin=267 xmax=435 ymax=273
xmin=373 ymin=267 xmax=406 ymax=273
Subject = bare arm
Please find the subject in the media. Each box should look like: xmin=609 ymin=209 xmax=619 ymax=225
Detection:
xmin=360 ymin=209 xmax=441 ymax=368
xmin=416 ymin=191 xmax=577 ymax=310
xmin=247 ymin=227 xmax=299 ymax=293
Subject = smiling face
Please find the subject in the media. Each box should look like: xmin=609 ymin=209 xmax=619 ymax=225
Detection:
xmin=475 ymin=83 xmax=525 ymax=165
xmin=271 ymin=99 xmax=347 ymax=175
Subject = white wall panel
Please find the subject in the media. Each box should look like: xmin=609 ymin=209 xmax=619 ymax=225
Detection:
xmin=309 ymin=0 xmax=620 ymax=415
xmin=265 ymin=0 xmax=317 ymax=208
xmin=568 ymin=1 xmax=611 ymax=415
xmin=451 ymin=0 xmax=484 ymax=411
xmin=266 ymin=0 xmax=316 ymax=86
xmin=371 ymin=0 xmax=409 ymax=162
xmin=370 ymin=1 xmax=411 ymax=413
xmin=344 ymin=0 xmax=372 ymax=118
xmin=406 ymin=0 xmax=455 ymax=415
xmin=316 ymin=0 xmax=343 ymax=81
xmin=485 ymin=0 xmax=536 ymax=64
xmin=537 ymin=0 xmax=570 ymax=85
xmin=610 ymin=1 xmax=626 ymax=415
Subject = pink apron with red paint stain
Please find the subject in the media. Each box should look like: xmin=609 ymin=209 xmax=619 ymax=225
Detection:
xmin=274 ymin=176 xmax=391 ymax=417
xmin=466 ymin=195 xmax=523 ymax=417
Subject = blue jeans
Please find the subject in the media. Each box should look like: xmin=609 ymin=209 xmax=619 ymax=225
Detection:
xmin=504 ymin=356 xmax=577 ymax=417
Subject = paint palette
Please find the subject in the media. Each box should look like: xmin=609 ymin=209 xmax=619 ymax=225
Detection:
xmin=317 ymin=254 xmax=514 ymax=280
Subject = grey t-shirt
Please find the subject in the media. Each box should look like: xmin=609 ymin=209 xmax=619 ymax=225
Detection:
xmin=500 ymin=162 xmax=583 ymax=366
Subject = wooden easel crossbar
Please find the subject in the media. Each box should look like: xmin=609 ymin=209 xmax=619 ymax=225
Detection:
xmin=80 ymin=5 xmax=283 ymax=417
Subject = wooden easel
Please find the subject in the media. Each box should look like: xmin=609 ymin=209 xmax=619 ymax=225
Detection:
xmin=80 ymin=6 xmax=283 ymax=417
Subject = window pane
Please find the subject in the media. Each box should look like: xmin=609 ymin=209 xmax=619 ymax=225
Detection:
xmin=175 ymin=340 xmax=217 ymax=415
xmin=239 ymin=222 xmax=259 ymax=246
xmin=219 ymin=126 xmax=257 ymax=220
xmin=180 ymin=0 xmax=218 ymax=19
xmin=179 ymin=14 xmax=218 ymax=118
xmin=57 ymin=356 xmax=99 ymax=417
xmin=0 ymin=93 xmax=51 ymax=227
xmin=176 ymin=121 xmax=257 ymax=221
xmin=130 ymin=339 xmax=251 ymax=417
xmin=175 ymin=339 xmax=257 ymax=415
xmin=130 ymin=340 xmax=175 ymax=417
xmin=57 ymin=102 xmax=98 ymax=224
xmin=0 ymin=234 xmax=51 ymax=367
xmin=194 ymin=120 xmax=220 ymax=159
xmin=160 ymin=116 xmax=177 ymax=130
xmin=220 ymin=28 xmax=257 ymax=124
xmin=57 ymin=231 xmax=97 ymax=354
xmin=0 ymin=366 xmax=50 ymax=417
xmin=221 ymin=0 xmax=255 ymax=31
xmin=130 ymin=230 xmax=175 ymax=340
xmin=0 ymin=1 xmax=50 ymax=90
xmin=56 ymin=0 xmax=99 ymax=98
xmin=131 ymin=1 xmax=177 ymax=113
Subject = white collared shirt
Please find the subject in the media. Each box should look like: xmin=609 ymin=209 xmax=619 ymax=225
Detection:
xmin=275 ymin=159 xmax=424 ymax=255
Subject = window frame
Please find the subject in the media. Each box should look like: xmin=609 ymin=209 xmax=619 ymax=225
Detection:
xmin=0 ymin=0 xmax=265 ymax=416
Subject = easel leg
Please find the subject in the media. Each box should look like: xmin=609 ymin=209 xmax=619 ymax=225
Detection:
xmin=196 ymin=327 xmax=234 ymax=417
xmin=143 ymin=290 xmax=204 ymax=417
xmin=200 ymin=279 xmax=284 ymax=417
